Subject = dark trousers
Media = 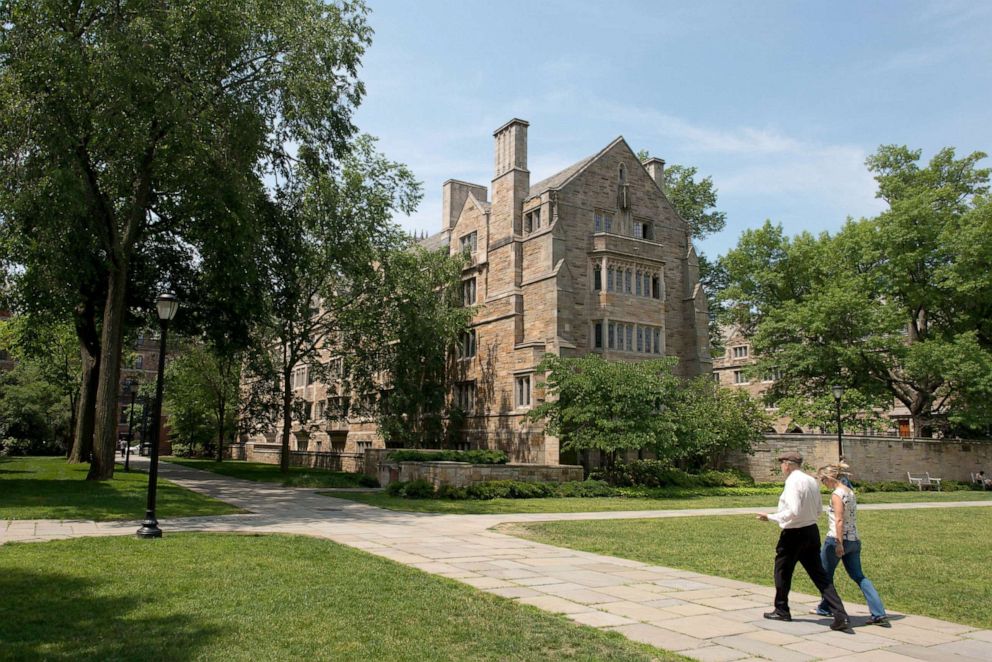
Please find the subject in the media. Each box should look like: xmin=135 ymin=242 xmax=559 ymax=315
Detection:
xmin=773 ymin=524 xmax=847 ymax=617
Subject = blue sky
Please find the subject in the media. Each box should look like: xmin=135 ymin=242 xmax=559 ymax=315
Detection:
xmin=353 ymin=1 xmax=992 ymax=258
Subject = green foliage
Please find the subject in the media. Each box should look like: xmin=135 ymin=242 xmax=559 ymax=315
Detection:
xmin=717 ymin=146 xmax=992 ymax=436
xmin=0 ymin=362 xmax=71 ymax=455
xmin=530 ymin=354 xmax=767 ymax=466
xmin=163 ymin=341 xmax=241 ymax=459
xmin=341 ymin=244 xmax=472 ymax=448
xmin=387 ymin=449 xmax=508 ymax=464
xmin=529 ymin=354 xmax=681 ymax=459
xmin=385 ymin=478 xmax=435 ymax=498
xmin=594 ymin=461 xmax=755 ymax=488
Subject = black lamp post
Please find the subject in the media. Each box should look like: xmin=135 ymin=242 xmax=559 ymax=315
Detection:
xmin=831 ymin=384 xmax=845 ymax=459
xmin=137 ymin=292 xmax=179 ymax=539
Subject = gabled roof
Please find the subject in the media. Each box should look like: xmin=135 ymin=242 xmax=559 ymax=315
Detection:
xmin=418 ymin=229 xmax=450 ymax=252
xmin=527 ymin=136 xmax=629 ymax=198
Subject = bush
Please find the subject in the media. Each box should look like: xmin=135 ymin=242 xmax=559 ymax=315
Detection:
xmin=553 ymin=480 xmax=616 ymax=498
xmin=357 ymin=474 xmax=380 ymax=488
xmin=857 ymin=481 xmax=917 ymax=493
xmin=436 ymin=484 xmax=469 ymax=500
xmin=387 ymin=449 xmax=508 ymax=464
xmin=594 ymin=461 xmax=755 ymax=489
xmin=385 ymin=479 xmax=435 ymax=498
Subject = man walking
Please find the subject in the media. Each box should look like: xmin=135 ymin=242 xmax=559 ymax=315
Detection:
xmin=757 ymin=451 xmax=850 ymax=631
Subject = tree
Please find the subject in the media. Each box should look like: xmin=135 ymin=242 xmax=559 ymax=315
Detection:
xmin=670 ymin=376 xmax=769 ymax=471
xmin=339 ymin=244 xmax=472 ymax=448
xmin=529 ymin=354 xmax=681 ymax=465
xmin=244 ymin=137 xmax=421 ymax=472
xmin=163 ymin=341 xmax=241 ymax=460
xmin=636 ymin=150 xmax=727 ymax=241
xmin=0 ymin=0 xmax=373 ymax=479
xmin=0 ymin=314 xmax=81 ymax=449
xmin=718 ymin=146 xmax=992 ymax=436
xmin=0 ymin=362 xmax=71 ymax=456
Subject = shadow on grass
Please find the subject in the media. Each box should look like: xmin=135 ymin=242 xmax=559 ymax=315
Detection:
xmin=0 ymin=568 xmax=222 ymax=660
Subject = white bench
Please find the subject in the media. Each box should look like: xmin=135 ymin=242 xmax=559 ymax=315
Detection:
xmin=907 ymin=472 xmax=941 ymax=491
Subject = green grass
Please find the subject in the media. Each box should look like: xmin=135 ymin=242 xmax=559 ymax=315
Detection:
xmin=0 ymin=533 xmax=684 ymax=661
xmin=165 ymin=457 xmax=376 ymax=488
xmin=326 ymin=488 xmax=992 ymax=514
xmin=502 ymin=507 xmax=992 ymax=630
xmin=0 ymin=456 xmax=242 ymax=521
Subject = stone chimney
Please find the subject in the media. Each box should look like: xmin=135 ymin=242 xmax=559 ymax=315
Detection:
xmin=490 ymin=119 xmax=530 ymax=237
xmin=643 ymin=157 xmax=666 ymax=191
xmin=442 ymin=179 xmax=488 ymax=231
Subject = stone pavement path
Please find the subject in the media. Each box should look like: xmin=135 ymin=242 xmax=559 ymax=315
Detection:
xmin=3 ymin=459 xmax=991 ymax=662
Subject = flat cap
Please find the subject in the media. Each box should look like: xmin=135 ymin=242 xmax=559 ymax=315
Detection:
xmin=777 ymin=451 xmax=803 ymax=464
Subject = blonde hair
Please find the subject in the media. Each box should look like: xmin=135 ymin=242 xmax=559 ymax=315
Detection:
xmin=817 ymin=464 xmax=845 ymax=481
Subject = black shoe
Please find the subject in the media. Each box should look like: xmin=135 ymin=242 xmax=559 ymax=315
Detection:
xmin=866 ymin=616 xmax=890 ymax=627
xmin=763 ymin=611 xmax=792 ymax=622
xmin=830 ymin=617 xmax=851 ymax=631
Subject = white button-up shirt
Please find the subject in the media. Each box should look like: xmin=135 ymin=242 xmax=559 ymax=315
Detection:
xmin=768 ymin=469 xmax=822 ymax=529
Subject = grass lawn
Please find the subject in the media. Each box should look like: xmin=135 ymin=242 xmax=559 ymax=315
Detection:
xmin=0 ymin=534 xmax=683 ymax=661
xmin=326 ymin=488 xmax=992 ymax=514
xmin=165 ymin=457 xmax=376 ymax=488
xmin=502 ymin=507 xmax=992 ymax=630
xmin=0 ymin=456 xmax=242 ymax=521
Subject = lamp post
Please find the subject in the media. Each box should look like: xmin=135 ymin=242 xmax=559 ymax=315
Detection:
xmin=831 ymin=384 xmax=845 ymax=459
xmin=124 ymin=390 xmax=136 ymax=472
xmin=137 ymin=292 xmax=179 ymax=539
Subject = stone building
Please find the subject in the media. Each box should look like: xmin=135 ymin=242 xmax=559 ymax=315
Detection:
xmin=252 ymin=119 xmax=712 ymax=465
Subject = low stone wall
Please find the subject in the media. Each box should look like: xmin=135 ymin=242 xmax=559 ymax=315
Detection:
xmin=363 ymin=448 xmax=583 ymax=488
xmin=728 ymin=434 xmax=992 ymax=483
xmin=244 ymin=442 xmax=364 ymax=473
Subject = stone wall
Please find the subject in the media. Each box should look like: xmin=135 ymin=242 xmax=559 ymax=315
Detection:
xmin=728 ymin=434 xmax=992 ymax=483
xmin=245 ymin=442 xmax=363 ymax=472
xmin=363 ymin=448 xmax=582 ymax=487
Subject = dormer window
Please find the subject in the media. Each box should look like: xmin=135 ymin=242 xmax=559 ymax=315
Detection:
xmin=459 ymin=231 xmax=477 ymax=253
xmin=524 ymin=207 xmax=541 ymax=233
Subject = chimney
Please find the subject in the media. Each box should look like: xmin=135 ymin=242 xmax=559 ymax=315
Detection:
xmin=491 ymin=119 xmax=530 ymax=237
xmin=493 ymin=118 xmax=529 ymax=177
xmin=643 ymin=157 xmax=666 ymax=191
xmin=442 ymin=179 xmax=488 ymax=231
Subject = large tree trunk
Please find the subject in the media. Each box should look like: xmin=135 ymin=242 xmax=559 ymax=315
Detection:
xmin=68 ymin=306 xmax=101 ymax=463
xmin=88 ymin=265 xmax=128 ymax=480
xmin=280 ymin=372 xmax=292 ymax=473
xmin=216 ymin=398 xmax=226 ymax=463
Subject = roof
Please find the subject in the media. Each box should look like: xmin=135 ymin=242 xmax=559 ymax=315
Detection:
xmin=418 ymin=229 xmax=450 ymax=252
xmin=528 ymin=155 xmax=595 ymax=198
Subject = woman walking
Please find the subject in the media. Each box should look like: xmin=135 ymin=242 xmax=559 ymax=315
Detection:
xmin=811 ymin=464 xmax=889 ymax=626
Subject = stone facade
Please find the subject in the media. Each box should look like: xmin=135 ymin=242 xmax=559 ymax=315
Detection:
xmin=363 ymin=449 xmax=583 ymax=488
xmin=728 ymin=434 xmax=992 ymax=483
xmin=249 ymin=119 xmax=711 ymax=465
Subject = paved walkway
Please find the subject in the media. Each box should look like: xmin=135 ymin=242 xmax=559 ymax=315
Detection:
xmin=3 ymin=459 xmax=991 ymax=662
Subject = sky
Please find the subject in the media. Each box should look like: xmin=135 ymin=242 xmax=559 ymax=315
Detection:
xmin=352 ymin=1 xmax=992 ymax=258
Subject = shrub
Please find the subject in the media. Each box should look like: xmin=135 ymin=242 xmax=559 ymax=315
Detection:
xmin=553 ymin=480 xmax=616 ymax=497
xmin=387 ymin=449 xmax=508 ymax=464
xmin=385 ymin=479 xmax=436 ymax=498
xmin=357 ymin=474 xmax=380 ymax=488
xmin=436 ymin=484 xmax=469 ymax=500
xmin=857 ymin=481 xmax=917 ymax=493
xmin=466 ymin=480 xmax=514 ymax=500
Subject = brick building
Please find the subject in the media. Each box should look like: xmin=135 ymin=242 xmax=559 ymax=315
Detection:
xmin=251 ymin=119 xmax=712 ymax=464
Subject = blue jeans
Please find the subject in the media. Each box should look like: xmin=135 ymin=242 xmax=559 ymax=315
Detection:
xmin=817 ymin=537 xmax=886 ymax=618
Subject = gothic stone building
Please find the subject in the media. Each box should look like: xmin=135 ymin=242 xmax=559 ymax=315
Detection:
xmin=260 ymin=119 xmax=712 ymax=465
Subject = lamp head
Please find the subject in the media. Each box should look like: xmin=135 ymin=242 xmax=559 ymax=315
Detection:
xmin=155 ymin=292 xmax=180 ymax=322
xmin=831 ymin=384 xmax=845 ymax=401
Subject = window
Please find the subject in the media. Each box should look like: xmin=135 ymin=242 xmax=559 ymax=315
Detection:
xmin=713 ymin=372 xmax=721 ymax=383
xmin=762 ymin=368 xmax=783 ymax=383
xmin=593 ymin=321 xmax=603 ymax=349
xmin=455 ymin=381 xmax=476 ymax=411
xmin=328 ymin=396 xmax=350 ymax=420
xmin=291 ymin=366 xmax=307 ymax=390
xmin=594 ymin=210 xmax=614 ymax=233
xmin=733 ymin=370 xmax=748 ymax=384
xmin=459 ymin=231 xmax=477 ymax=253
xmin=626 ymin=325 xmax=633 ymax=351
xmin=624 ymin=269 xmax=632 ymax=293
xmin=593 ymin=267 xmax=602 ymax=291
xmin=134 ymin=355 xmax=143 ymax=370
xmin=643 ymin=273 xmax=651 ymax=297
xmin=652 ymin=275 xmax=661 ymax=300
xmin=607 ymin=267 xmax=614 ymax=292
xmin=635 ymin=270 xmax=642 ymax=296
xmin=515 ymin=375 xmax=532 ymax=408
xmin=523 ymin=207 xmax=542 ymax=233
xmin=632 ymin=220 xmax=652 ymax=240
xmin=637 ymin=327 xmax=644 ymax=352
xmin=356 ymin=440 xmax=372 ymax=452
xmin=459 ymin=329 xmax=477 ymax=359
xmin=462 ymin=278 xmax=477 ymax=306
xmin=732 ymin=346 xmax=749 ymax=359
xmin=314 ymin=400 xmax=325 ymax=420
xmin=653 ymin=329 xmax=661 ymax=354
xmin=608 ymin=322 xmax=615 ymax=349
